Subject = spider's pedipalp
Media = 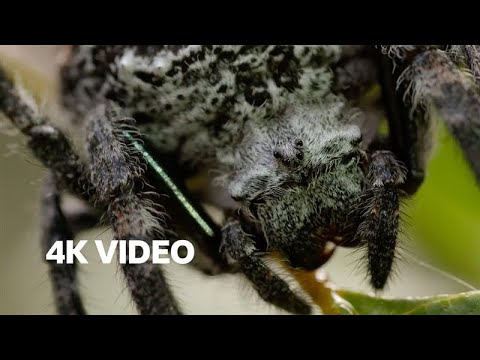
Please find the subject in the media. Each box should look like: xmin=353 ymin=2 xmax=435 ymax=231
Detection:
xmin=355 ymin=150 xmax=406 ymax=289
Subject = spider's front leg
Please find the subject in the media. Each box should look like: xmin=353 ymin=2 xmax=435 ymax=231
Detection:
xmin=221 ymin=216 xmax=312 ymax=315
xmin=355 ymin=150 xmax=406 ymax=289
xmin=83 ymin=103 xmax=180 ymax=315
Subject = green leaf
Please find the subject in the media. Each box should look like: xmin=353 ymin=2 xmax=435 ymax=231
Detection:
xmin=336 ymin=290 xmax=480 ymax=315
xmin=408 ymin=126 xmax=480 ymax=285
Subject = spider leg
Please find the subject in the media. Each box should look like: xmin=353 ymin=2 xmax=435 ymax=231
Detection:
xmin=379 ymin=46 xmax=480 ymax=187
xmin=377 ymin=52 xmax=431 ymax=195
xmin=83 ymin=103 xmax=180 ymax=315
xmin=41 ymin=173 xmax=94 ymax=315
xmin=1 ymin=67 xmax=180 ymax=315
xmin=355 ymin=150 xmax=406 ymax=290
xmin=44 ymin=182 xmax=100 ymax=315
xmin=334 ymin=48 xmax=379 ymax=100
xmin=445 ymin=45 xmax=480 ymax=87
xmin=60 ymin=194 xmax=100 ymax=234
xmin=221 ymin=217 xmax=311 ymax=315
xmin=1 ymin=67 xmax=99 ymax=314
xmin=0 ymin=67 xmax=90 ymax=196
xmin=334 ymin=47 xmax=385 ymax=147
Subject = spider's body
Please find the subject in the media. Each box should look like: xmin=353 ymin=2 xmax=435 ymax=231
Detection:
xmin=1 ymin=45 xmax=479 ymax=315
xmin=62 ymin=45 xmax=370 ymax=269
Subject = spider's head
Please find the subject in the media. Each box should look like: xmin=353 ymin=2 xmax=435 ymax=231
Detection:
xmin=228 ymin=97 xmax=368 ymax=270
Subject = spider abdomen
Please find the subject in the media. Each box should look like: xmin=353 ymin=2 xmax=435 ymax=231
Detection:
xmin=61 ymin=46 xmax=342 ymax=157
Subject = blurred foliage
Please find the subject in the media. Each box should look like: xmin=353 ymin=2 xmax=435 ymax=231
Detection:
xmin=0 ymin=53 xmax=55 ymax=101
xmin=407 ymin=125 xmax=480 ymax=286
xmin=291 ymin=270 xmax=480 ymax=315
xmin=338 ymin=289 xmax=480 ymax=315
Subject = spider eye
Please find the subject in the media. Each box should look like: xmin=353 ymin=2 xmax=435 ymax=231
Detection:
xmin=295 ymin=139 xmax=303 ymax=148
xmin=296 ymin=151 xmax=304 ymax=160
xmin=273 ymin=150 xmax=282 ymax=159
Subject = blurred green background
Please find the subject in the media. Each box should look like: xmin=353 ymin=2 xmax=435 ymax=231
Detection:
xmin=406 ymin=125 xmax=480 ymax=287
xmin=0 ymin=46 xmax=478 ymax=315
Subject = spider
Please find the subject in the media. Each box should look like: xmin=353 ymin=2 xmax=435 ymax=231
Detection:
xmin=0 ymin=45 xmax=479 ymax=315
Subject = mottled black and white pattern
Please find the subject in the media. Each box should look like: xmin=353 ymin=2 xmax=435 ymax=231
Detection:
xmin=63 ymin=46 xmax=343 ymax=160
xmin=1 ymin=45 xmax=479 ymax=315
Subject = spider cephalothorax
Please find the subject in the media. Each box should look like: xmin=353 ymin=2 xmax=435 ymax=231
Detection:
xmin=1 ymin=45 xmax=479 ymax=315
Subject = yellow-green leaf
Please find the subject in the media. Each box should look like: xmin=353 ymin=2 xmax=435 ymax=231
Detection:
xmin=337 ymin=290 xmax=480 ymax=315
